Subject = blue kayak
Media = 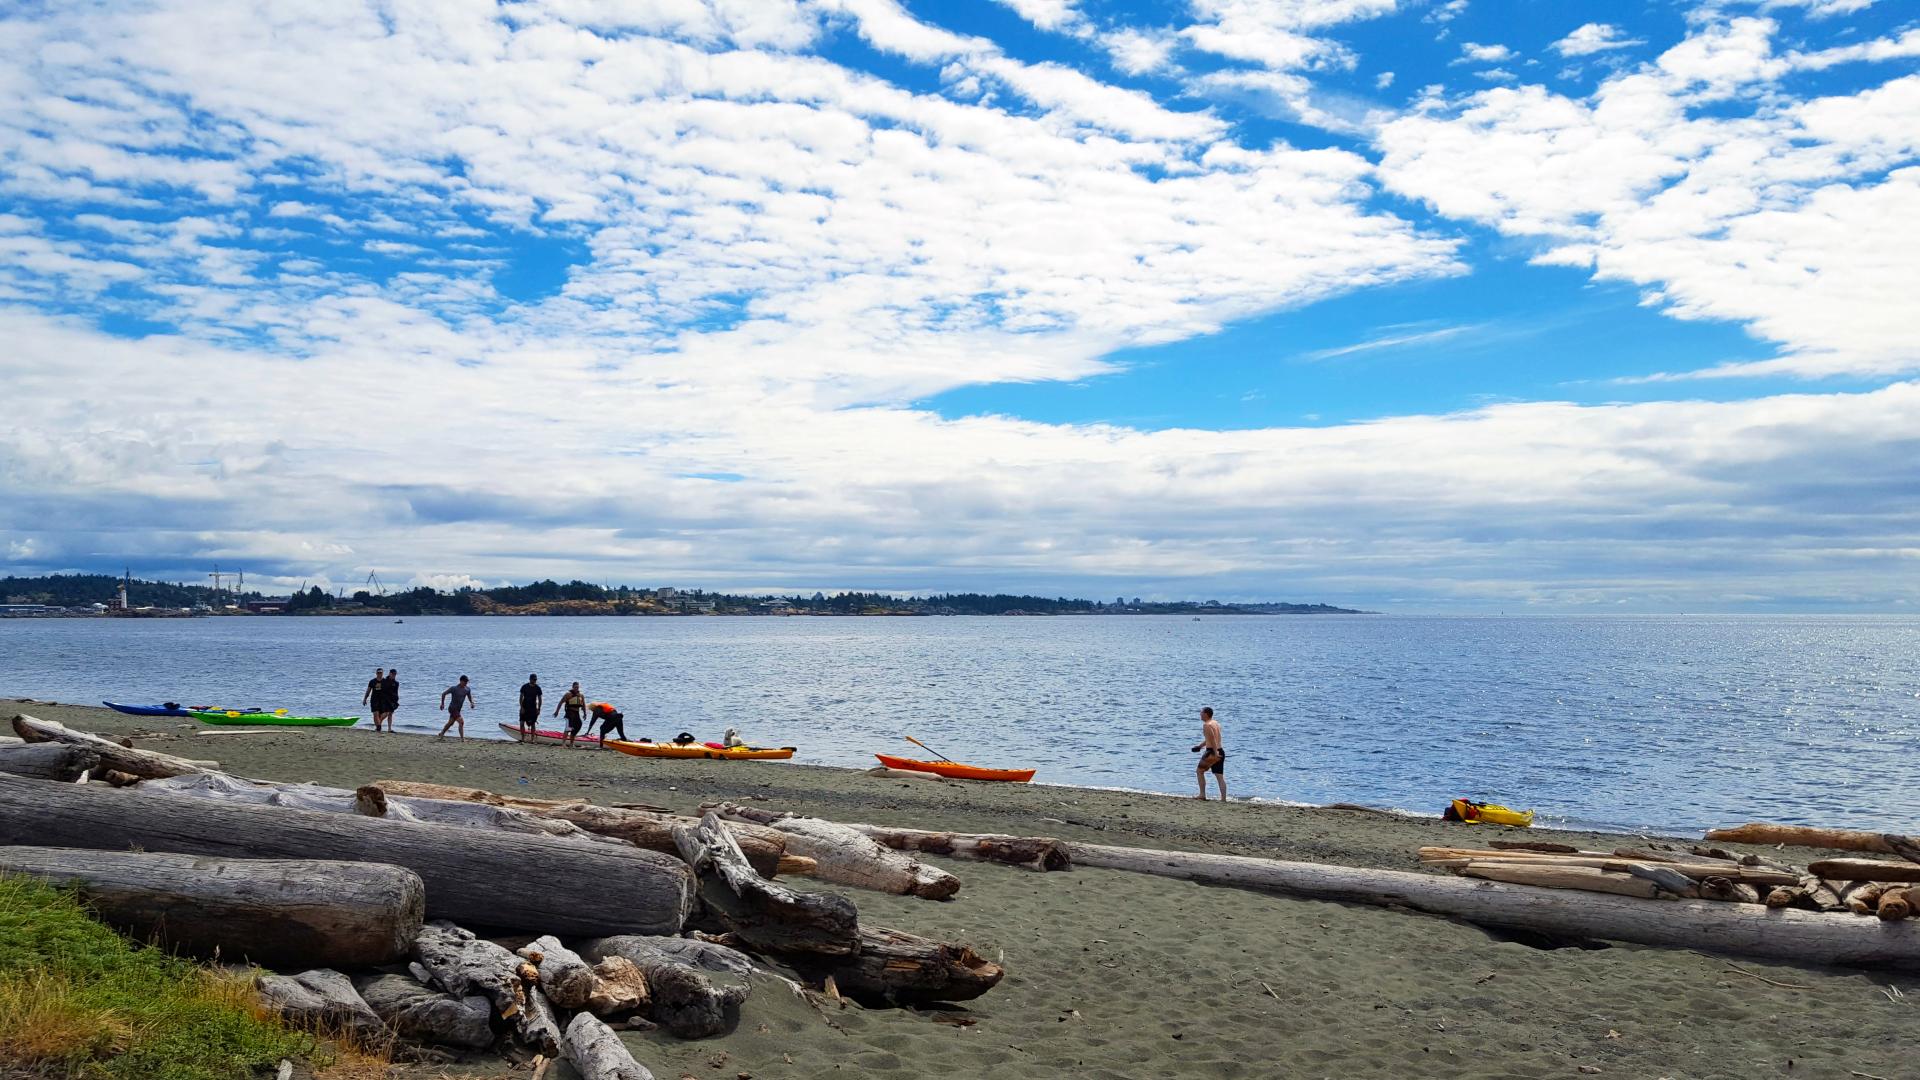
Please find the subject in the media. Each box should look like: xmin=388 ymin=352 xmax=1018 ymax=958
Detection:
xmin=103 ymin=701 xmax=196 ymax=717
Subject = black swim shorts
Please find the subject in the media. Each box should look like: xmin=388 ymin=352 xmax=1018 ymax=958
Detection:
xmin=1200 ymin=749 xmax=1226 ymax=775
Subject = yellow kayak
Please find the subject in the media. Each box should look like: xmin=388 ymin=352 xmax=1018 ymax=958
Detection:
xmin=1444 ymin=798 xmax=1535 ymax=827
xmin=606 ymin=740 xmax=794 ymax=761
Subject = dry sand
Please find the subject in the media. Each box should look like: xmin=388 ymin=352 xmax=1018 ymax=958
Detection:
xmin=10 ymin=699 xmax=1916 ymax=1079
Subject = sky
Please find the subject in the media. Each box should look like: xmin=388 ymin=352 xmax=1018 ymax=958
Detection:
xmin=1 ymin=0 xmax=1917 ymax=611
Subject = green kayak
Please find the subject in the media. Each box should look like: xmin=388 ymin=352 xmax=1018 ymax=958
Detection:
xmin=191 ymin=710 xmax=360 ymax=727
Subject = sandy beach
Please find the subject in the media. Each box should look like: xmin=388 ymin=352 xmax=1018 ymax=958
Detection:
xmin=10 ymin=698 xmax=1914 ymax=1080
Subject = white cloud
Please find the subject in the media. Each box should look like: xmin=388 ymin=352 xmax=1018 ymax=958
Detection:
xmin=1552 ymin=23 xmax=1643 ymax=58
xmin=1459 ymin=42 xmax=1515 ymax=64
xmin=1375 ymin=70 xmax=1395 ymax=89
xmin=991 ymin=0 xmax=1087 ymax=33
xmin=1101 ymin=28 xmax=1177 ymax=75
xmin=1179 ymin=0 xmax=1398 ymax=71
xmin=1760 ymin=0 xmax=1876 ymax=17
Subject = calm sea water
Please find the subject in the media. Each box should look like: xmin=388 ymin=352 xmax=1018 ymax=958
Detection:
xmin=3 ymin=614 xmax=1915 ymax=834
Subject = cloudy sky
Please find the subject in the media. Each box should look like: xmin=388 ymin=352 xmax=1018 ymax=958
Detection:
xmin=2 ymin=0 xmax=1917 ymax=610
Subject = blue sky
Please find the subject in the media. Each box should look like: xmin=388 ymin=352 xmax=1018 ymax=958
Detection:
xmin=1 ymin=0 xmax=1917 ymax=610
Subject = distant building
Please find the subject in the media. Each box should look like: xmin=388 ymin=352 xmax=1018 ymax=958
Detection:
xmin=0 ymin=603 xmax=51 ymax=616
xmin=656 ymin=587 xmax=679 ymax=599
xmin=245 ymin=600 xmax=289 ymax=614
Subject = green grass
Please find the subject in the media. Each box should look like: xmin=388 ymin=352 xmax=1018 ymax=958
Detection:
xmin=0 ymin=874 xmax=313 ymax=1079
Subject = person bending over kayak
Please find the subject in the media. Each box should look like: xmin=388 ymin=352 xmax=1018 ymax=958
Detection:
xmin=517 ymin=674 xmax=542 ymax=736
xmin=1192 ymin=705 xmax=1226 ymax=801
xmin=554 ymin=682 xmax=588 ymax=747
xmin=588 ymin=701 xmax=627 ymax=747
xmin=362 ymin=668 xmax=385 ymax=732
xmin=437 ymin=675 xmax=475 ymax=741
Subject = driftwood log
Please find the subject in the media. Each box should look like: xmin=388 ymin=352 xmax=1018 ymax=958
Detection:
xmin=1067 ymin=842 xmax=1920 ymax=970
xmin=580 ymin=936 xmax=754 ymax=1039
xmin=1879 ymin=887 xmax=1916 ymax=921
xmin=1706 ymin=823 xmax=1920 ymax=863
xmin=562 ymin=1012 xmax=656 ymax=1080
xmin=519 ymin=936 xmax=597 ymax=1009
xmin=142 ymin=774 xmax=603 ymax=842
xmin=707 ymin=803 xmax=959 ymax=899
xmin=1458 ymin=863 xmax=1661 ymax=899
xmin=373 ymin=780 xmax=791 ymax=878
xmin=585 ymin=955 xmax=651 ymax=1017
xmin=1807 ymin=858 xmax=1920 ymax=883
xmin=256 ymin=968 xmax=388 ymax=1048
xmin=413 ymin=921 xmax=527 ymax=1018
xmin=843 ymin=822 xmax=1072 ymax=872
xmin=672 ymin=813 xmax=858 ymax=955
xmin=0 ymin=743 xmax=100 ymax=781
xmin=771 ymin=925 xmax=1004 ymax=1004
xmin=1419 ymin=851 xmax=1799 ymax=887
xmin=518 ymin=986 xmax=564 ymax=1057
xmin=0 ymin=773 xmax=694 ymax=937
xmin=10 ymin=714 xmax=211 ymax=779
xmin=352 ymin=973 xmax=494 ymax=1050
xmin=0 ymin=846 xmax=422 ymax=967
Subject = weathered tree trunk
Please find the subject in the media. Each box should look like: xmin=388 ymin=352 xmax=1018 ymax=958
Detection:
xmin=585 ymin=955 xmax=651 ymax=1018
xmin=10 ymin=714 xmax=212 ymax=779
xmin=1847 ymin=882 xmax=1890 ymax=915
xmin=371 ymin=780 xmax=792 ymax=877
xmin=865 ymin=765 xmax=952 ymax=783
xmin=562 ymin=1012 xmax=656 ymax=1080
xmin=1420 ymin=850 xmax=1799 ymax=886
xmin=1067 ymin=842 xmax=1920 ymax=970
xmin=0 ymin=743 xmax=100 ymax=781
xmin=144 ymin=773 xmax=602 ymax=842
xmin=773 ymin=926 xmax=1004 ymax=1005
xmin=672 ymin=813 xmax=858 ymax=955
xmin=1695 ymin=878 xmax=1764 ymax=904
xmin=843 ymin=823 xmax=1072 ymax=872
xmin=1807 ymin=858 xmax=1920 ymax=883
xmin=518 ymin=936 xmax=597 ymax=1010
xmin=707 ymin=803 xmax=959 ymax=899
xmin=1879 ymin=887 xmax=1915 ymax=921
xmin=352 ymin=973 xmax=495 ymax=1050
xmin=0 ymin=846 xmax=421 ymax=968
xmin=518 ymin=986 xmax=564 ymax=1056
xmin=413 ymin=921 xmax=528 ymax=1020
xmin=0 ymin=774 xmax=694 ymax=938
xmin=256 ymin=968 xmax=389 ymax=1048
xmin=1706 ymin=822 xmax=1920 ymax=860
xmin=579 ymin=936 xmax=754 ymax=1039
xmin=1624 ymin=863 xmax=1699 ymax=898
xmin=1459 ymin=863 xmax=1662 ymax=899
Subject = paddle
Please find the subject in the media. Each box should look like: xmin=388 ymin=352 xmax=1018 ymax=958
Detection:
xmin=904 ymin=735 xmax=955 ymax=763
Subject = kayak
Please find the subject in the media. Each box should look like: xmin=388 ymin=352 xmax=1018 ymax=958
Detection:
xmin=191 ymin=710 xmax=359 ymax=727
xmin=498 ymin=723 xmax=601 ymax=746
xmin=606 ymin=740 xmax=794 ymax=761
xmin=104 ymin=701 xmax=197 ymax=717
xmin=1443 ymin=798 xmax=1535 ymax=827
xmin=874 ymin=753 xmax=1035 ymax=783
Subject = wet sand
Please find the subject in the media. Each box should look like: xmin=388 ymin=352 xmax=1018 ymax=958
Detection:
xmin=10 ymin=699 xmax=1914 ymax=1079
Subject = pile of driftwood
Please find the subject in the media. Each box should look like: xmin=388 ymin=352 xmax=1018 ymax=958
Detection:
xmin=0 ymin=715 xmax=1003 ymax=1078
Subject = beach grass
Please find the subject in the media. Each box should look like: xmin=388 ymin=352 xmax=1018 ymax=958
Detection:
xmin=0 ymin=873 xmax=311 ymax=1080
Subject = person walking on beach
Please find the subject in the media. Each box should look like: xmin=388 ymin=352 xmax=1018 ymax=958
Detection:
xmin=362 ymin=668 xmax=385 ymax=731
xmin=379 ymin=667 xmax=399 ymax=731
xmin=553 ymin=682 xmax=588 ymax=747
xmin=438 ymin=675 xmax=475 ymax=741
xmin=517 ymin=674 xmax=542 ymax=737
xmin=588 ymin=700 xmax=627 ymax=746
xmin=1192 ymin=706 xmax=1226 ymax=801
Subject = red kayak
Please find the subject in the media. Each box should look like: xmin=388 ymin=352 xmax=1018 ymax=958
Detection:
xmin=499 ymin=723 xmax=600 ymax=746
xmin=874 ymin=753 xmax=1035 ymax=783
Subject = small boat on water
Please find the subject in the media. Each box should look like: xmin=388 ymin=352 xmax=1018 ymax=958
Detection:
xmin=874 ymin=753 xmax=1035 ymax=783
xmin=498 ymin=723 xmax=601 ymax=746
xmin=607 ymin=739 xmax=795 ymax=761
xmin=191 ymin=710 xmax=360 ymax=727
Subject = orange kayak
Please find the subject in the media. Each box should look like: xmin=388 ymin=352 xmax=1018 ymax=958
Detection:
xmin=608 ymin=740 xmax=794 ymax=761
xmin=874 ymin=753 xmax=1034 ymax=783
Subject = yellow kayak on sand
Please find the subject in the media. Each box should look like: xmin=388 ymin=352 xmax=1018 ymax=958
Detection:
xmin=606 ymin=740 xmax=794 ymax=761
xmin=1444 ymin=798 xmax=1535 ymax=827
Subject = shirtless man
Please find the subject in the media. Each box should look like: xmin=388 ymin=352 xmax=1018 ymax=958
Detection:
xmin=438 ymin=675 xmax=476 ymax=741
xmin=1192 ymin=706 xmax=1226 ymax=801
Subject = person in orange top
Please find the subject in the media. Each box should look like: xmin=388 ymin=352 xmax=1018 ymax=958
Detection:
xmin=587 ymin=701 xmax=627 ymax=747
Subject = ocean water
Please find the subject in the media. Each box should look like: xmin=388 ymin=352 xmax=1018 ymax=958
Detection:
xmin=3 ymin=614 xmax=1915 ymax=835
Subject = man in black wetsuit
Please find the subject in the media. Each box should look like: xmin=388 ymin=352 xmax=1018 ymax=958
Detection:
xmin=588 ymin=701 xmax=627 ymax=747
xmin=517 ymin=674 xmax=542 ymax=737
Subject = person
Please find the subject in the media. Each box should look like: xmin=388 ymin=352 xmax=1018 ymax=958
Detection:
xmin=362 ymin=668 xmax=385 ymax=731
xmin=379 ymin=667 xmax=400 ymax=731
xmin=1192 ymin=706 xmax=1226 ymax=801
xmin=517 ymin=674 xmax=542 ymax=736
xmin=553 ymin=682 xmax=588 ymax=747
xmin=588 ymin=700 xmax=627 ymax=746
xmin=438 ymin=675 xmax=476 ymax=740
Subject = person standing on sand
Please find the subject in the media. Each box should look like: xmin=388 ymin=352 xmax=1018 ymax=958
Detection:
xmin=362 ymin=668 xmax=385 ymax=731
xmin=380 ymin=668 xmax=400 ymax=731
xmin=1193 ymin=706 xmax=1226 ymax=801
xmin=438 ymin=675 xmax=475 ymax=741
xmin=517 ymin=674 xmax=542 ymax=737
xmin=554 ymin=682 xmax=588 ymax=747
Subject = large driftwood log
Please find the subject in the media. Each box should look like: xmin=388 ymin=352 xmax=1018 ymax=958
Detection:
xmin=373 ymin=780 xmax=791 ymax=877
xmin=707 ymin=803 xmax=959 ymax=899
xmin=672 ymin=813 xmax=858 ymax=955
xmin=518 ymin=935 xmax=597 ymax=1010
xmin=1420 ymin=850 xmax=1799 ymax=886
xmin=10 ymin=714 xmax=212 ymax=779
xmin=1706 ymin=822 xmax=1920 ymax=862
xmin=580 ymin=936 xmax=754 ymax=1039
xmin=1069 ymin=842 xmax=1920 ymax=969
xmin=412 ymin=921 xmax=529 ymax=1019
xmin=0 ymin=743 xmax=100 ymax=781
xmin=843 ymin=822 xmax=1072 ymax=872
xmin=1807 ymin=858 xmax=1920 ymax=883
xmin=774 ymin=926 xmax=1004 ymax=1004
xmin=0 ymin=774 xmax=693 ymax=937
xmin=562 ymin=1012 xmax=656 ymax=1080
xmin=518 ymin=986 xmax=564 ymax=1056
xmin=143 ymin=773 xmax=602 ymax=842
xmin=352 ymin=973 xmax=495 ymax=1050
xmin=0 ymin=846 xmax=421 ymax=967
xmin=256 ymin=968 xmax=388 ymax=1048
xmin=1459 ymin=863 xmax=1663 ymax=898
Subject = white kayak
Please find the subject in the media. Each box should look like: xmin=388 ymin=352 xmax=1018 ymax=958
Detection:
xmin=498 ymin=722 xmax=600 ymax=746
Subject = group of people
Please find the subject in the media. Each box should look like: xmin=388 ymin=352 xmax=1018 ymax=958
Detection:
xmin=510 ymin=673 xmax=627 ymax=747
xmin=357 ymin=669 xmax=625 ymax=745
xmin=360 ymin=667 xmax=401 ymax=731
